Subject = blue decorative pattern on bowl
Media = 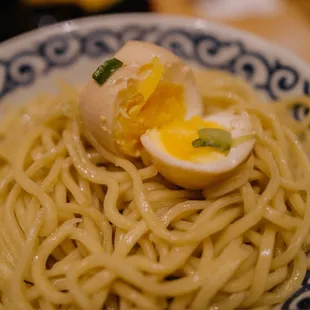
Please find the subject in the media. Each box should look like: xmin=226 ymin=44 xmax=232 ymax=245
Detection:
xmin=0 ymin=14 xmax=309 ymax=309
xmin=1 ymin=24 xmax=310 ymax=102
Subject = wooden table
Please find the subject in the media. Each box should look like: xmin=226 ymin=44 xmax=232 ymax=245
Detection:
xmin=151 ymin=0 xmax=310 ymax=63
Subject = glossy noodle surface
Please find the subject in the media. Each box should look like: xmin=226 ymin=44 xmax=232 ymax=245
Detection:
xmin=0 ymin=70 xmax=310 ymax=309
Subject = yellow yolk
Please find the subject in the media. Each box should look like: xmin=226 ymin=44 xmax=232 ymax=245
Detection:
xmin=159 ymin=116 xmax=226 ymax=163
xmin=115 ymin=80 xmax=186 ymax=156
xmin=138 ymin=57 xmax=164 ymax=101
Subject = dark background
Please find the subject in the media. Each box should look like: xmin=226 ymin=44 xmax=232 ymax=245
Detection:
xmin=0 ymin=0 xmax=151 ymax=43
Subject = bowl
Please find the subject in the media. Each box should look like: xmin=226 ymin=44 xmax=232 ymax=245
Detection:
xmin=0 ymin=13 xmax=309 ymax=309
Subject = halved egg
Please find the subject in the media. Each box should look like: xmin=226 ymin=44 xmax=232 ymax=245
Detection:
xmin=79 ymin=41 xmax=256 ymax=189
xmin=79 ymin=40 xmax=202 ymax=157
xmin=141 ymin=111 xmax=255 ymax=190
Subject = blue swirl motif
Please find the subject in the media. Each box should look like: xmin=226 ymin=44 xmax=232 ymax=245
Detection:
xmin=1 ymin=25 xmax=310 ymax=103
xmin=1 ymin=24 xmax=310 ymax=308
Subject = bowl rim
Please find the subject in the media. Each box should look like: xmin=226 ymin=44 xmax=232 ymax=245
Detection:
xmin=0 ymin=12 xmax=309 ymax=73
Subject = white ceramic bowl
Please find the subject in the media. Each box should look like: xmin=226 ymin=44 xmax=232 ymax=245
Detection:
xmin=0 ymin=13 xmax=309 ymax=309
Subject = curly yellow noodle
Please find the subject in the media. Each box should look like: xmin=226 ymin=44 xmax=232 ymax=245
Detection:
xmin=1 ymin=71 xmax=310 ymax=309
xmin=8 ymin=210 xmax=44 ymax=310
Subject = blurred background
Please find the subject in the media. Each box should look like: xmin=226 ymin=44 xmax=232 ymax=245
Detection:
xmin=1 ymin=0 xmax=309 ymax=61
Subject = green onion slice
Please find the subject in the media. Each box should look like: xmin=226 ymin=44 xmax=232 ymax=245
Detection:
xmin=192 ymin=128 xmax=232 ymax=152
xmin=92 ymin=58 xmax=123 ymax=85
xmin=192 ymin=128 xmax=256 ymax=152
xmin=192 ymin=138 xmax=228 ymax=151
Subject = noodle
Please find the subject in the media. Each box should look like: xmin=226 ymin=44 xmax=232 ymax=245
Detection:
xmin=0 ymin=70 xmax=310 ymax=309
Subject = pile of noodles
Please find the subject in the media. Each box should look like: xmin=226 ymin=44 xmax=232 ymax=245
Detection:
xmin=0 ymin=69 xmax=310 ymax=310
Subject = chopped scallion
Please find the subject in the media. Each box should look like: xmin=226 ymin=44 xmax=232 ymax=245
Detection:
xmin=92 ymin=58 xmax=123 ymax=85
xmin=192 ymin=128 xmax=256 ymax=152
xmin=192 ymin=128 xmax=232 ymax=152
xmin=192 ymin=138 xmax=229 ymax=151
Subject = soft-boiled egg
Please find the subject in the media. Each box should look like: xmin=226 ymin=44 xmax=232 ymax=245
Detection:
xmin=79 ymin=40 xmax=203 ymax=157
xmin=141 ymin=111 xmax=255 ymax=189
xmin=79 ymin=41 xmax=256 ymax=189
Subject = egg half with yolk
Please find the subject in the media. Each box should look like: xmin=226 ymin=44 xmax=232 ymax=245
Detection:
xmin=79 ymin=40 xmax=202 ymax=157
xmin=79 ymin=41 xmax=256 ymax=189
xmin=141 ymin=111 xmax=255 ymax=189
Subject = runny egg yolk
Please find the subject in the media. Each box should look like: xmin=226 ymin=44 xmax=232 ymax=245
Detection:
xmin=115 ymin=65 xmax=186 ymax=156
xmin=159 ymin=116 xmax=226 ymax=164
